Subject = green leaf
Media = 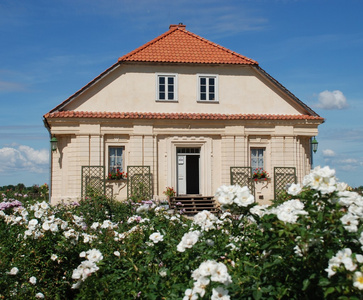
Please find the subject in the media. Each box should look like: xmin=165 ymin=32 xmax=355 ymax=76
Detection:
xmin=319 ymin=277 xmax=330 ymax=287
xmin=302 ymin=279 xmax=310 ymax=291
xmin=253 ymin=289 xmax=262 ymax=300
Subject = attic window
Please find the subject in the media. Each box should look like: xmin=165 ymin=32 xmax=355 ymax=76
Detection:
xmin=198 ymin=74 xmax=218 ymax=102
xmin=156 ymin=74 xmax=178 ymax=101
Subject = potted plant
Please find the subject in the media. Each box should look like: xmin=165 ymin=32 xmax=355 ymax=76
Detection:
xmin=163 ymin=187 xmax=176 ymax=205
xmin=252 ymin=168 xmax=269 ymax=181
xmin=107 ymin=170 xmax=127 ymax=181
xmin=163 ymin=187 xmax=176 ymax=198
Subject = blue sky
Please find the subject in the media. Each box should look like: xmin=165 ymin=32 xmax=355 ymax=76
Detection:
xmin=0 ymin=0 xmax=362 ymax=188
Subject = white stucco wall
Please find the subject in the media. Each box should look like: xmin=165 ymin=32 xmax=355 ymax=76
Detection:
xmin=64 ymin=64 xmax=308 ymax=116
xmin=49 ymin=118 xmax=319 ymax=204
xmin=47 ymin=62 xmax=322 ymax=204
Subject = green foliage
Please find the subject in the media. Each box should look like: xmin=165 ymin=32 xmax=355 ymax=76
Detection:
xmin=0 ymin=167 xmax=363 ymax=299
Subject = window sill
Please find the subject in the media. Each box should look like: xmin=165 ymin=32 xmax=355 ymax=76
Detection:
xmin=156 ymin=100 xmax=178 ymax=103
xmin=197 ymin=100 xmax=219 ymax=104
xmin=105 ymin=179 xmax=127 ymax=182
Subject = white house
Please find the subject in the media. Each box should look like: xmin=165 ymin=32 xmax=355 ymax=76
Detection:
xmin=44 ymin=24 xmax=324 ymax=205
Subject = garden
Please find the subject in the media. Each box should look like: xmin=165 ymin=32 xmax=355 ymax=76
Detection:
xmin=0 ymin=166 xmax=362 ymax=299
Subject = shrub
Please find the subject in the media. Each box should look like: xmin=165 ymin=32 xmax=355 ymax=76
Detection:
xmin=0 ymin=166 xmax=362 ymax=299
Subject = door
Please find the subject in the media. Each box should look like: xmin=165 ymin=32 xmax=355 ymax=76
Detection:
xmin=177 ymin=148 xmax=200 ymax=195
xmin=177 ymin=155 xmax=187 ymax=194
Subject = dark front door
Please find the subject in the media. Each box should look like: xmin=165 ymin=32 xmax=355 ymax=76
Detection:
xmin=186 ymin=155 xmax=199 ymax=194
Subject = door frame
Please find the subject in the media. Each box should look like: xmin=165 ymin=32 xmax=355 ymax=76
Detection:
xmin=167 ymin=139 xmax=212 ymax=197
xmin=176 ymin=148 xmax=201 ymax=195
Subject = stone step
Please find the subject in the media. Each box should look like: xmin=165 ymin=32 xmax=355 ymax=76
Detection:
xmin=169 ymin=196 xmax=217 ymax=215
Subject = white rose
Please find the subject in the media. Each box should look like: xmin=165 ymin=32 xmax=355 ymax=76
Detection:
xmin=287 ymin=183 xmax=302 ymax=196
xmin=149 ymin=232 xmax=164 ymax=244
xmin=8 ymin=267 xmax=19 ymax=275
xmin=29 ymin=276 xmax=37 ymax=285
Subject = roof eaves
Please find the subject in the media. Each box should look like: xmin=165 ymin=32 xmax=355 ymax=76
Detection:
xmin=253 ymin=66 xmax=321 ymax=117
xmin=44 ymin=111 xmax=325 ymax=122
xmin=48 ymin=61 xmax=121 ymax=114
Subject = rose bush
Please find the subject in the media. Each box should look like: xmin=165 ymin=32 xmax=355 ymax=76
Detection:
xmin=0 ymin=166 xmax=362 ymax=299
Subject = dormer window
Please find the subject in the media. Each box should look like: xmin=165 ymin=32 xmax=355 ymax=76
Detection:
xmin=198 ymin=74 xmax=218 ymax=102
xmin=156 ymin=73 xmax=177 ymax=101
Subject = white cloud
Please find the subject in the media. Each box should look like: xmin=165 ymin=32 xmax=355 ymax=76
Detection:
xmin=0 ymin=80 xmax=26 ymax=92
xmin=337 ymin=158 xmax=358 ymax=164
xmin=340 ymin=164 xmax=357 ymax=172
xmin=322 ymin=149 xmax=336 ymax=157
xmin=18 ymin=145 xmax=49 ymax=165
xmin=0 ymin=145 xmax=49 ymax=173
xmin=316 ymin=90 xmax=348 ymax=110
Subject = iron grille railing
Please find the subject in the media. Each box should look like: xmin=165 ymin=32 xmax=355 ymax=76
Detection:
xmin=127 ymin=166 xmax=152 ymax=200
xmin=274 ymin=167 xmax=296 ymax=199
xmin=230 ymin=167 xmax=255 ymax=195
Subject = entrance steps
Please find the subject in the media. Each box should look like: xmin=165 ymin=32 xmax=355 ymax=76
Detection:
xmin=169 ymin=196 xmax=218 ymax=215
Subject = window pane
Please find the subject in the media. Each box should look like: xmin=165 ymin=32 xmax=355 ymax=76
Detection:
xmin=109 ymin=147 xmax=116 ymax=157
xmin=199 ymin=76 xmax=216 ymax=101
xmin=168 ymin=92 xmax=174 ymax=99
xmin=251 ymin=149 xmax=264 ymax=173
xmin=109 ymin=147 xmax=124 ymax=173
xmin=168 ymin=85 xmax=174 ymax=92
xmin=159 ymin=77 xmax=165 ymax=84
xmin=168 ymin=77 xmax=174 ymax=84
xmin=159 ymin=85 xmax=165 ymax=92
xmin=159 ymin=92 xmax=165 ymax=99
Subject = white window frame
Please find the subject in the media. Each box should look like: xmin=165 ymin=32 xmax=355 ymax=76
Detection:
xmin=108 ymin=146 xmax=125 ymax=174
xmin=156 ymin=73 xmax=178 ymax=101
xmin=250 ymin=148 xmax=265 ymax=174
xmin=197 ymin=74 xmax=218 ymax=102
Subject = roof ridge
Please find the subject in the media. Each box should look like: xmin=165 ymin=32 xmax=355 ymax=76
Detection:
xmin=118 ymin=25 xmax=258 ymax=65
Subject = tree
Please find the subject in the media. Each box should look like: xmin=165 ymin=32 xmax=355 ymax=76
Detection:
xmin=16 ymin=183 xmax=26 ymax=192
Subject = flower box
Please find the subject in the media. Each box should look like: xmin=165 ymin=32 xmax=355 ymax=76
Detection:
xmin=106 ymin=171 xmax=128 ymax=181
xmin=250 ymin=178 xmax=271 ymax=182
xmin=251 ymin=168 xmax=270 ymax=181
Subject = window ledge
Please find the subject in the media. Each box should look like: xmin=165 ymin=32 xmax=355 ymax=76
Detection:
xmin=156 ymin=100 xmax=179 ymax=103
xmin=105 ymin=179 xmax=127 ymax=182
xmin=197 ymin=100 xmax=219 ymax=104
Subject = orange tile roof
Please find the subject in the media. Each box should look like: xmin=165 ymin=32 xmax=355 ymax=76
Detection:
xmin=118 ymin=24 xmax=258 ymax=65
xmin=44 ymin=111 xmax=324 ymax=121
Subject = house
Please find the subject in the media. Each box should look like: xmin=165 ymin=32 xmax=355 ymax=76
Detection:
xmin=43 ymin=24 xmax=324 ymax=205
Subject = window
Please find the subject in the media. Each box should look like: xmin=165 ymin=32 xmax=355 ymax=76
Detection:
xmin=198 ymin=75 xmax=218 ymax=101
xmin=109 ymin=147 xmax=124 ymax=173
xmin=156 ymin=74 xmax=177 ymax=101
xmin=251 ymin=148 xmax=264 ymax=173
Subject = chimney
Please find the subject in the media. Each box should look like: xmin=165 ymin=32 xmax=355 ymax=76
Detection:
xmin=169 ymin=23 xmax=186 ymax=30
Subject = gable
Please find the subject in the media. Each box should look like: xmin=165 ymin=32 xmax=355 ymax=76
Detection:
xmin=54 ymin=63 xmax=314 ymax=116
